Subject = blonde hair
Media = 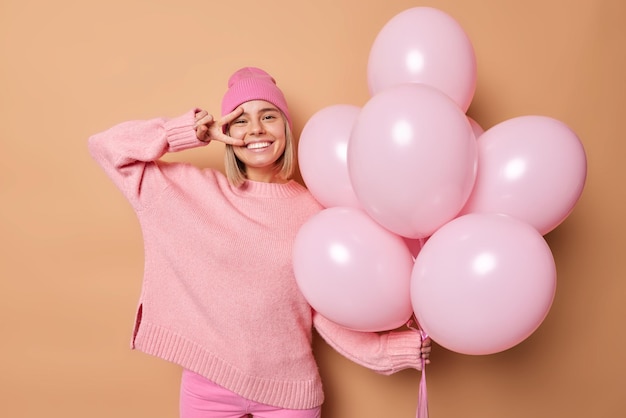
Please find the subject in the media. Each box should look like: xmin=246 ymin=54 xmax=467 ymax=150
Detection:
xmin=224 ymin=113 xmax=295 ymax=187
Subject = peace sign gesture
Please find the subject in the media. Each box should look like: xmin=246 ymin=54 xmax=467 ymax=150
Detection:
xmin=194 ymin=107 xmax=245 ymax=146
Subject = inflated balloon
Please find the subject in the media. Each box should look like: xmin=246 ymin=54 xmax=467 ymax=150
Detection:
xmin=461 ymin=115 xmax=587 ymax=235
xmin=411 ymin=213 xmax=556 ymax=355
xmin=349 ymin=82 xmax=477 ymax=239
xmin=298 ymin=105 xmax=362 ymax=208
xmin=467 ymin=116 xmax=484 ymax=139
xmin=293 ymin=206 xmax=414 ymax=332
xmin=367 ymin=6 xmax=477 ymax=111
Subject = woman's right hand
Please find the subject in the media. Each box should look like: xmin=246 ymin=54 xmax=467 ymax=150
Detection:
xmin=194 ymin=108 xmax=245 ymax=146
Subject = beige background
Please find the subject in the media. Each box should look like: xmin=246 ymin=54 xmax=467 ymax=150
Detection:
xmin=1 ymin=0 xmax=624 ymax=417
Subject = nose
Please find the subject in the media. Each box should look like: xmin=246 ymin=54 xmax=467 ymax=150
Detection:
xmin=249 ymin=118 xmax=265 ymax=135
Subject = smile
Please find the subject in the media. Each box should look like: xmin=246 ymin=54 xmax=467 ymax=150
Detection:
xmin=247 ymin=141 xmax=272 ymax=150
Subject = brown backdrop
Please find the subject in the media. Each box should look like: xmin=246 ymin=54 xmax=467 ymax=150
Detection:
xmin=1 ymin=0 xmax=624 ymax=417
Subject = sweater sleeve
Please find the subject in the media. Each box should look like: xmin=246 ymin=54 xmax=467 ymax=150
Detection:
xmin=313 ymin=312 xmax=423 ymax=375
xmin=87 ymin=109 xmax=204 ymax=208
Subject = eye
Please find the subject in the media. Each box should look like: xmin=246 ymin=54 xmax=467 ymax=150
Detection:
xmin=233 ymin=118 xmax=247 ymax=125
xmin=263 ymin=112 xmax=280 ymax=121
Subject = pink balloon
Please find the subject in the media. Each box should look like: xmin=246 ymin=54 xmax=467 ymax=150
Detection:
xmin=348 ymin=83 xmax=477 ymax=239
xmin=298 ymin=105 xmax=362 ymax=208
xmin=368 ymin=7 xmax=477 ymax=111
xmin=461 ymin=115 xmax=587 ymax=235
xmin=411 ymin=213 xmax=556 ymax=355
xmin=293 ymin=207 xmax=414 ymax=332
xmin=467 ymin=116 xmax=484 ymax=139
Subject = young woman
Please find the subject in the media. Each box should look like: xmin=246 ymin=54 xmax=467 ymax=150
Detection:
xmin=88 ymin=67 xmax=430 ymax=418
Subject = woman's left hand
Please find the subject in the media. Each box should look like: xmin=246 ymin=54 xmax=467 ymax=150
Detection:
xmin=420 ymin=334 xmax=432 ymax=365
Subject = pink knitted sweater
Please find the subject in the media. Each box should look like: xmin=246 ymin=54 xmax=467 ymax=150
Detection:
xmin=88 ymin=109 xmax=423 ymax=410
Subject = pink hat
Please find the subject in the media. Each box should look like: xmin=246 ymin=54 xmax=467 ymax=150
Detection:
xmin=221 ymin=67 xmax=291 ymax=129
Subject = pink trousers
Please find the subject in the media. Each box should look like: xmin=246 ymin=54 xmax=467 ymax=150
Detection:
xmin=180 ymin=370 xmax=322 ymax=418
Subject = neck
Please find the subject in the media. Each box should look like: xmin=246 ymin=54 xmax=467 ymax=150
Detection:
xmin=245 ymin=167 xmax=286 ymax=184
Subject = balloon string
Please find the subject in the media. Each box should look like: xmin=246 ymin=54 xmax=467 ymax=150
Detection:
xmin=407 ymin=317 xmax=429 ymax=418
xmin=417 ymin=336 xmax=428 ymax=418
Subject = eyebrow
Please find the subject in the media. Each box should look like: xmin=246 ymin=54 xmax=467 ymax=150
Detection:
xmin=240 ymin=107 xmax=280 ymax=116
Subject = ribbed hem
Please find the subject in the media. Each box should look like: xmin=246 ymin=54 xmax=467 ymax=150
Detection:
xmin=133 ymin=320 xmax=324 ymax=410
xmin=164 ymin=109 xmax=205 ymax=152
xmin=385 ymin=330 xmax=423 ymax=373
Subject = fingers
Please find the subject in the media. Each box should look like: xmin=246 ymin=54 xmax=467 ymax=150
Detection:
xmin=420 ymin=336 xmax=432 ymax=364
xmin=222 ymin=106 xmax=244 ymax=125
xmin=195 ymin=115 xmax=213 ymax=127
xmin=194 ymin=110 xmax=213 ymax=142
xmin=196 ymin=124 xmax=209 ymax=142
xmin=194 ymin=109 xmax=209 ymax=123
xmin=208 ymin=123 xmax=245 ymax=146
xmin=422 ymin=336 xmax=432 ymax=348
xmin=215 ymin=132 xmax=246 ymax=147
xmin=193 ymin=108 xmax=246 ymax=146
xmin=212 ymin=107 xmax=245 ymax=146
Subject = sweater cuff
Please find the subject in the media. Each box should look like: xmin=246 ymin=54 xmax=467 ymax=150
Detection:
xmin=384 ymin=330 xmax=423 ymax=374
xmin=164 ymin=108 xmax=206 ymax=152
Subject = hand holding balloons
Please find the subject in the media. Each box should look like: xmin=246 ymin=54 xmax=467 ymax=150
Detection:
xmin=295 ymin=6 xmax=586 ymax=361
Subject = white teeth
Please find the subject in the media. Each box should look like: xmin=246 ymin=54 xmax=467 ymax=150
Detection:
xmin=247 ymin=142 xmax=271 ymax=150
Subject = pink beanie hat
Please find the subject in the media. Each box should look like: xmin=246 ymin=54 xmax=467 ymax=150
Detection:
xmin=221 ymin=67 xmax=291 ymax=129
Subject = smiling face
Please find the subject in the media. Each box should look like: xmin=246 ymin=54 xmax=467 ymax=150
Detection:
xmin=228 ymin=100 xmax=288 ymax=183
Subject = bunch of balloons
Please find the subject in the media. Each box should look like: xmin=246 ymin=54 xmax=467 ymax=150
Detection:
xmin=294 ymin=7 xmax=587 ymax=356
